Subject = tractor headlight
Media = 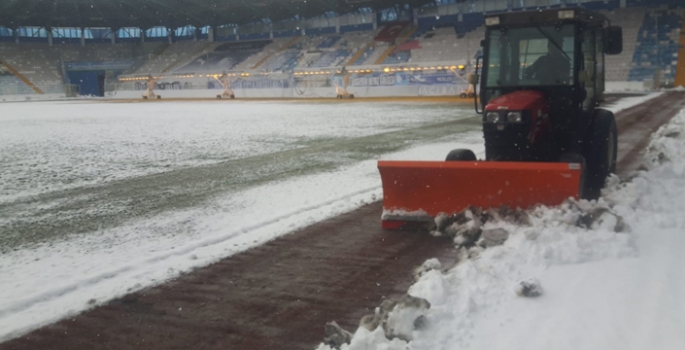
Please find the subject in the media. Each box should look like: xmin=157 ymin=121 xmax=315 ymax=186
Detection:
xmin=485 ymin=112 xmax=500 ymax=123
xmin=507 ymin=111 xmax=523 ymax=123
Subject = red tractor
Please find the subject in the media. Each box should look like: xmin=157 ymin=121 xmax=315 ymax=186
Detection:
xmin=378 ymin=8 xmax=623 ymax=228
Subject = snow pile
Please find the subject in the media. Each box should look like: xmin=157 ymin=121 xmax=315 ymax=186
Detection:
xmin=321 ymin=295 xmax=432 ymax=350
xmin=317 ymin=198 xmax=636 ymax=350
xmin=316 ymin=108 xmax=685 ymax=350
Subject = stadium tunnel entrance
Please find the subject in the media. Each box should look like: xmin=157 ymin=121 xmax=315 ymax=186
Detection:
xmin=64 ymin=61 xmax=133 ymax=97
xmin=66 ymin=70 xmax=106 ymax=97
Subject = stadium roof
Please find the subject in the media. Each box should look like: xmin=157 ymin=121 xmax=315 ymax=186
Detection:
xmin=0 ymin=0 xmax=437 ymax=29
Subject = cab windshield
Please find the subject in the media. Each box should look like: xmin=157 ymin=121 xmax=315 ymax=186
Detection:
xmin=485 ymin=24 xmax=575 ymax=87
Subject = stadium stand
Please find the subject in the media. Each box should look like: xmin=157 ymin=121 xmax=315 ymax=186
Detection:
xmin=317 ymin=36 xmax=341 ymax=49
xmin=232 ymin=37 xmax=296 ymax=70
xmin=629 ymin=6 xmax=684 ymax=84
xmin=1 ymin=1 xmax=684 ymax=98
xmin=339 ymin=31 xmax=379 ymax=65
xmin=0 ymin=43 xmax=63 ymax=92
xmin=407 ymin=26 xmax=484 ymax=64
xmin=604 ymin=7 xmax=645 ymax=82
xmin=348 ymin=44 xmax=376 ymax=66
xmin=362 ymin=42 xmax=391 ymax=65
xmin=136 ymin=41 xmax=218 ymax=73
xmin=174 ymin=41 xmax=267 ymax=72
xmin=262 ymin=50 xmax=301 ymax=71
xmin=0 ymin=75 xmax=36 ymax=95
xmin=309 ymin=49 xmax=349 ymax=67
xmin=290 ymin=30 xmax=379 ymax=68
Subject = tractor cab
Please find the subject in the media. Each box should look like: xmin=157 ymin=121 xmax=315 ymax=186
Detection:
xmin=470 ymin=8 xmax=622 ymax=162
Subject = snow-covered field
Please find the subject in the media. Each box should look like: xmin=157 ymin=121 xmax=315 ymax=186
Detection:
xmin=0 ymin=100 xmax=480 ymax=340
xmin=0 ymin=93 xmax=665 ymax=343
xmin=320 ymin=104 xmax=685 ymax=349
xmin=0 ymin=100 xmax=466 ymax=202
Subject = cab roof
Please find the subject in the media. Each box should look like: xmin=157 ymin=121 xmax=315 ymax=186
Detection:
xmin=485 ymin=8 xmax=609 ymax=27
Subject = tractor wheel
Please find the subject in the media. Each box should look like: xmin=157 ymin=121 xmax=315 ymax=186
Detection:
xmin=583 ymin=109 xmax=618 ymax=200
xmin=559 ymin=152 xmax=587 ymax=200
xmin=446 ymin=149 xmax=477 ymax=161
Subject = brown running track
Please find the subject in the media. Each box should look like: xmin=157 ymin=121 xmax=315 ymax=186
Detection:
xmin=614 ymin=91 xmax=685 ymax=176
xmin=2 ymin=92 xmax=683 ymax=350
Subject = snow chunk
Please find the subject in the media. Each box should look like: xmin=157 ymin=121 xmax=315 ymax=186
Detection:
xmin=356 ymin=295 xmax=430 ymax=343
xmin=413 ymin=258 xmax=442 ymax=280
xmin=515 ymin=278 xmax=543 ymax=298
xmin=478 ymin=228 xmax=510 ymax=248
xmin=384 ymin=295 xmax=431 ymax=341
xmin=323 ymin=321 xmax=353 ymax=349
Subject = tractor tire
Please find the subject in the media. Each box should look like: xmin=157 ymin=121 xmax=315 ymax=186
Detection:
xmin=446 ymin=149 xmax=477 ymax=161
xmin=559 ymin=152 xmax=587 ymax=200
xmin=583 ymin=109 xmax=618 ymax=200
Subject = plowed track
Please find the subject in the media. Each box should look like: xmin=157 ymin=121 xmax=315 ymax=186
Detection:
xmin=615 ymin=92 xmax=685 ymax=174
xmin=2 ymin=92 xmax=683 ymax=350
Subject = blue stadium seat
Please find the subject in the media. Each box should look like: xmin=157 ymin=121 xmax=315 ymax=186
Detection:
xmin=628 ymin=8 xmax=683 ymax=83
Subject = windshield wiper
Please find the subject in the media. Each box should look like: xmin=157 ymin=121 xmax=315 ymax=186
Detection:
xmin=533 ymin=25 xmax=571 ymax=61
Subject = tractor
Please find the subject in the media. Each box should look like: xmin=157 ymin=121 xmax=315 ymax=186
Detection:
xmin=378 ymin=8 xmax=623 ymax=229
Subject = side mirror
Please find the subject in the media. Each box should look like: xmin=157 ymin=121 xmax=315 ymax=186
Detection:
xmin=604 ymin=26 xmax=622 ymax=55
xmin=468 ymin=73 xmax=479 ymax=85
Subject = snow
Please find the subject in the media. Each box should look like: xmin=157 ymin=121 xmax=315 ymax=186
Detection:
xmin=602 ymin=92 xmax=662 ymax=114
xmin=0 ymin=93 xmax=675 ymax=344
xmin=0 ymin=100 xmax=467 ymax=202
xmin=0 ymin=100 xmax=483 ymax=341
xmin=317 ymin=107 xmax=685 ymax=349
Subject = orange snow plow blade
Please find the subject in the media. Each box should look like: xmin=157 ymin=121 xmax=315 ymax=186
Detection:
xmin=378 ymin=160 xmax=582 ymax=229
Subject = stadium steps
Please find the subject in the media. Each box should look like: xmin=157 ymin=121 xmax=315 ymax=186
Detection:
xmin=0 ymin=59 xmax=44 ymax=94
xmin=346 ymin=42 xmax=375 ymax=66
xmin=161 ymin=42 xmax=216 ymax=73
xmin=675 ymin=18 xmax=685 ymax=86
xmin=252 ymin=36 xmax=301 ymax=69
xmin=374 ymin=25 xmax=417 ymax=65
xmin=150 ymin=43 xmax=172 ymax=66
